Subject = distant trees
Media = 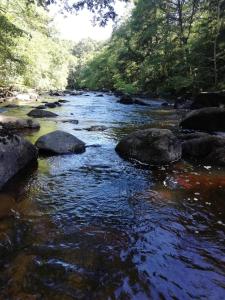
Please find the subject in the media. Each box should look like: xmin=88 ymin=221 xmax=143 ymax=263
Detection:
xmin=75 ymin=0 xmax=225 ymax=94
xmin=0 ymin=0 xmax=71 ymax=90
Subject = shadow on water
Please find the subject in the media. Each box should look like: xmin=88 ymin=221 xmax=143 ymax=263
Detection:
xmin=0 ymin=93 xmax=224 ymax=299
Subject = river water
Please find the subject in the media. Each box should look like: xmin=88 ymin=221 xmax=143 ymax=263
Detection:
xmin=0 ymin=92 xmax=224 ymax=299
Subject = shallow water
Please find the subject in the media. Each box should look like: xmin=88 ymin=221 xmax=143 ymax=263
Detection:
xmin=0 ymin=93 xmax=224 ymax=299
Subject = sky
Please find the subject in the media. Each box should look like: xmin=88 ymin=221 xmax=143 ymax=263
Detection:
xmin=51 ymin=1 xmax=132 ymax=42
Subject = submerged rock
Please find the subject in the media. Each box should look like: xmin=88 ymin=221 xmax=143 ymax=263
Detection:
xmin=0 ymin=115 xmax=40 ymax=130
xmin=60 ymin=119 xmax=79 ymax=124
xmin=45 ymin=102 xmax=57 ymax=108
xmin=86 ymin=125 xmax=107 ymax=131
xmin=58 ymin=99 xmax=69 ymax=103
xmin=4 ymin=104 xmax=19 ymax=108
xmin=27 ymin=109 xmax=58 ymax=118
xmin=35 ymin=130 xmax=85 ymax=154
xmin=182 ymin=135 xmax=225 ymax=166
xmin=0 ymin=129 xmax=38 ymax=189
xmin=116 ymin=128 xmax=181 ymax=165
xmin=180 ymin=107 xmax=225 ymax=132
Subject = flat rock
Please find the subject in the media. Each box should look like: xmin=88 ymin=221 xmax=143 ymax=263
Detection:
xmin=36 ymin=105 xmax=46 ymax=109
xmin=0 ymin=115 xmax=40 ymax=130
xmin=27 ymin=109 xmax=58 ymax=118
xmin=35 ymin=130 xmax=85 ymax=154
xmin=58 ymin=99 xmax=69 ymax=103
xmin=61 ymin=119 xmax=79 ymax=124
xmin=0 ymin=129 xmax=38 ymax=189
xmin=45 ymin=103 xmax=57 ymax=108
xmin=4 ymin=104 xmax=19 ymax=108
xmin=116 ymin=128 xmax=181 ymax=165
xmin=86 ymin=125 xmax=107 ymax=131
xmin=180 ymin=107 xmax=225 ymax=131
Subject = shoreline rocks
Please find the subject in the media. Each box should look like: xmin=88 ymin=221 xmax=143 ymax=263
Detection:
xmin=191 ymin=92 xmax=225 ymax=109
xmin=35 ymin=130 xmax=85 ymax=155
xmin=0 ymin=115 xmax=40 ymax=130
xmin=0 ymin=129 xmax=38 ymax=189
xmin=116 ymin=128 xmax=182 ymax=165
xmin=180 ymin=107 xmax=225 ymax=132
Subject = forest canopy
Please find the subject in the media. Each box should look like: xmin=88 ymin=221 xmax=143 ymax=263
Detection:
xmin=75 ymin=0 xmax=225 ymax=95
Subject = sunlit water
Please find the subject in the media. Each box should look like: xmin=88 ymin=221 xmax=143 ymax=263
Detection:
xmin=0 ymin=93 xmax=224 ymax=299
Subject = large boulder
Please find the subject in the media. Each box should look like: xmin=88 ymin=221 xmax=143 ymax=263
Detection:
xmin=191 ymin=92 xmax=225 ymax=109
xmin=116 ymin=128 xmax=181 ymax=165
xmin=0 ymin=129 xmax=38 ymax=189
xmin=35 ymin=130 xmax=85 ymax=154
xmin=0 ymin=115 xmax=40 ymax=130
xmin=182 ymin=135 xmax=225 ymax=166
xmin=180 ymin=107 xmax=225 ymax=131
xmin=27 ymin=109 xmax=58 ymax=118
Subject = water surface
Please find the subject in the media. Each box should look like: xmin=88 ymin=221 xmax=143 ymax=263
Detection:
xmin=0 ymin=93 xmax=224 ymax=299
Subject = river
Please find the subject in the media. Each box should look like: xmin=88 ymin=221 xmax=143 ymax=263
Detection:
xmin=0 ymin=92 xmax=224 ymax=299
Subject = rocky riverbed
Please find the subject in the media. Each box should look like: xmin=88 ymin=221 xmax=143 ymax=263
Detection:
xmin=0 ymin=92 xmax=224 ymax=299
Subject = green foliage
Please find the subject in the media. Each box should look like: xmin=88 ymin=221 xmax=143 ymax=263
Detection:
xmin=0 ymin=0 xmax=71 ymax=91
xmin=72 ymin=0 xmax=225 ymax=95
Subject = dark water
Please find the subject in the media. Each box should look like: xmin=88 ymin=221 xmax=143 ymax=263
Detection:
xmin=0 ymin=93 xmax=224 ymax=300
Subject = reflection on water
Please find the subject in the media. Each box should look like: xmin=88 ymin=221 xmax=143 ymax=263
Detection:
xmin=0 ymin=93 xmax=224 ymax=299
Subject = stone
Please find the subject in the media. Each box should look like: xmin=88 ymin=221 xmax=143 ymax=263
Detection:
xmin=45 ymin=102 xmax=57 ymax=108
xmin=86 ymin=125 xmax=107 ymax=131
xmin=118 ymin=94 xmax=149 ymax=106
xmin=0 ymin=129 xmax=38 ymax=189
xmin=36 ymin=105 xmax=46 ymax=109
xmin=58 ymin=99 xmax=69 ymax=103
xmin=4 ymin=104 xmax=19 ymax=108
xmin=0 ymin=115 xmax=40 ymax=130
xmin=116 ymin=128 xmax=181 ymax=165
xmin=180 ymin=107 xmax=225 ymax=132
xmin=27 ymin=109 xmax=58 ymax=118
xmin=35 ymin=130 xmax=85 ymax=154
xmin=191 ymin=92 xmax=225 ymax=109
xmin=182 ymin=135 xmax=225 ymax=166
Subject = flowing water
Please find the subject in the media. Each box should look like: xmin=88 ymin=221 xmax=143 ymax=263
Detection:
xmin=0 ymin=93 xmax=224 ymax=300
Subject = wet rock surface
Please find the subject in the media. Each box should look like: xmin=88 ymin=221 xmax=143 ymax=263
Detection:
xmin=0 ymin=129 xmax=38 ymax=189
xmin=180 ymin=107 xmax=225 ymax=131
xmin=27 ymin=109 xmax=58 ymax=118
xmin=191 ymin=91 xmax=225 ymax=109
xmin=35 ymin=130 xmax=85 ymax=154
xmin=116 ymin=128 xmax=182 ymax=164
xmin=0 ymin=115 xmax=40 ymax=130
xmin=182 ymin=135 xmax=225 ymax=165
xmin=86 ymin=125 xmax=108 ymax=131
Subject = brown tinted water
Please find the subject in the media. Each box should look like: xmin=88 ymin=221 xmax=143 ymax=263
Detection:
xmin=0 ymin=93 xmax=224 ymax=299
